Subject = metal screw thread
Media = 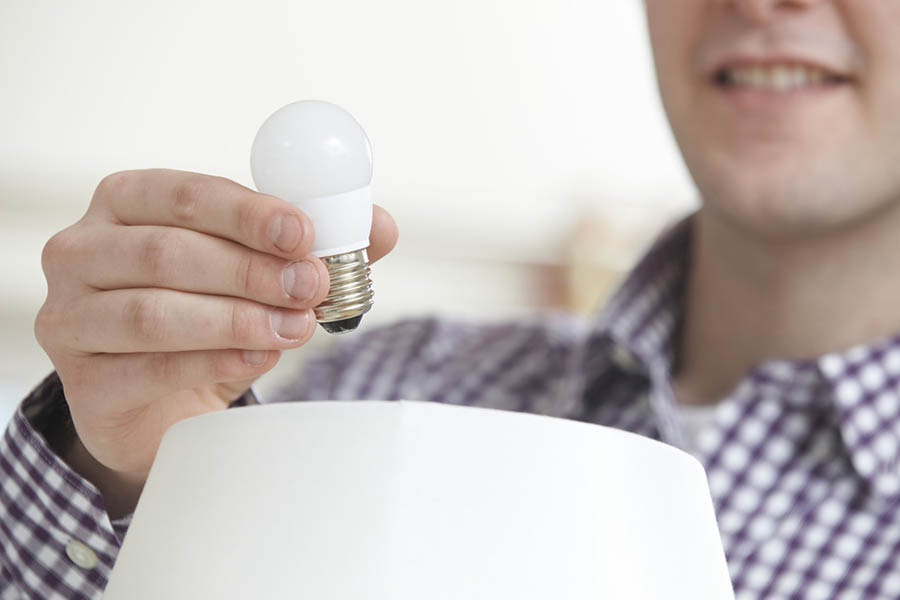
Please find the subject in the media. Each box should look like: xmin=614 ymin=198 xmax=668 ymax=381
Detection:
xmin=314 ymin=249 xmax=374 ymax=326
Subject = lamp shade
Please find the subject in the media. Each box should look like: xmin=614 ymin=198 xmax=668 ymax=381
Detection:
xmin=104 ymin=401 xmax=734 ymax=599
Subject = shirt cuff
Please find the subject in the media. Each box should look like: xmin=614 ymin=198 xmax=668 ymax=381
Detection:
xmin=0 ymin=372 xmax=260 ymax=597
xmin=0 ymin=372 xmax=120 ymax=597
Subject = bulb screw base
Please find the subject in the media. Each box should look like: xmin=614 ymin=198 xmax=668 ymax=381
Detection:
xmin=315 ymin=249 xmax=374 ymax=334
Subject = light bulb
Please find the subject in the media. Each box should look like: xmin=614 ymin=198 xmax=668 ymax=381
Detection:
xmin=251 ymin=100 xmax=375 ymax=334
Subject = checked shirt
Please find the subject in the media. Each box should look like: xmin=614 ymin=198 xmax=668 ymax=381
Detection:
xmin=4 ymin=219 xmax=900 ymax=598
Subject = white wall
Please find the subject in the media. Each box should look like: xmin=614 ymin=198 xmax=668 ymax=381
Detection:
xmin=0 ymin=0 xmax=697 ymax=420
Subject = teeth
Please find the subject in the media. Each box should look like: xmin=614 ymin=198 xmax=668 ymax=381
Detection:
xmin=721 ymin=64 xmax=837 ymax=91
xmin=771 ymin=65 xmax=791 ymax=91
xmin=749 ymin=66 xmax=766 ymax=87
xmin=789 ymin=66 xmax=807 ymax=87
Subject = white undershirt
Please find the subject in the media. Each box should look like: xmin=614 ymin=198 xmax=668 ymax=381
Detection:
xmin=674 ymin=402 xmax=719 ymax=453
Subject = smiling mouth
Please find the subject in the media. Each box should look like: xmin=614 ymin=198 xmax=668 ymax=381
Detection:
xmin=712 ymin=64 xmax=851 ymax=92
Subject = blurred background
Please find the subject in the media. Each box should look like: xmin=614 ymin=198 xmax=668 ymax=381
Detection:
xmin=0 ymin=0 xmax=697 ymax=424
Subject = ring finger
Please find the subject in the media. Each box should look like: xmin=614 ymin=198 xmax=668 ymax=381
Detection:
xmin=59 ymin=288 xmax=317 ymax=354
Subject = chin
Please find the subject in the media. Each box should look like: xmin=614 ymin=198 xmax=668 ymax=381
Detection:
xmin=695 ymin=167 xmax=883 ymax=240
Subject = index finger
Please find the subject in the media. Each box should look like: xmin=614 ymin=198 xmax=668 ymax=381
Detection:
xmin=91 ymin=168 xmax=314 ymax=259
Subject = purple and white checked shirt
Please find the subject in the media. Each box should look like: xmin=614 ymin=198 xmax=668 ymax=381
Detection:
xmin=4 ymin=218 xmax=900 ymax=598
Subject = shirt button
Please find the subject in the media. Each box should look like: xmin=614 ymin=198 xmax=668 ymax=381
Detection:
xmin=611 ymin=344 xmax=641 ymax=373
xmin=66 ymin=539 xmax=99 ymax=569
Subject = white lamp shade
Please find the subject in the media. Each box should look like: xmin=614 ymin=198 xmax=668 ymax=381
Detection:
xmin=104 ymin=402 xmax=735 ymax=599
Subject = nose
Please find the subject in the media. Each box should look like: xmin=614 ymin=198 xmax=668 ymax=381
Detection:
xmin=724 ymin=0 xmax=822 ymax=24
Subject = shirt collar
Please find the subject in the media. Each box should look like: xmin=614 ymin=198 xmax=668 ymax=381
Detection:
xmin=817 ymin=336 xmax=900 ymax=496
xmin=589 ymin=214 xmax=900 ymax=495
xmin=585 ymin=217 xmax=691 ymax=445
xmin=593 ymin=217 xmax=691 ymax=372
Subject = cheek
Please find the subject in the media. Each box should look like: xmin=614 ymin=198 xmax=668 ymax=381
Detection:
xmin=860 ymin=62 xmax=900 ymax=158
xmin=849 ymin=79 xmax=900 ymax=224
xmin=840 ymin=1 xmax=900 ymax=168
xmin=838 ymin=7 xmax=900 ymax=210
xmin=645 ymin=3 xmax=704 ymax=138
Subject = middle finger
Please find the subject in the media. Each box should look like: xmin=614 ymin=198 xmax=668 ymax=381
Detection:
xmin=77 ymin=225 xmax=330 ymax=309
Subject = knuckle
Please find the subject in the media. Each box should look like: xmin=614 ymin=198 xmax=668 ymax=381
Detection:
xmin=229 ymin=303 xmax=259 ymax=345
xmin=149 ymin=352 xmax=182 ymax=383
xmin=172 ymin=177 xmax=206 ymax=223
xmin=33 ymin=301 xmax=60 ymax=351
xmin=40 ymin=229 xmax=76 ymax=277
xmin=93 ymin=170 xmax=132 ymax=201
xmin=209 ymin=351 xmax=238 ymax=380
xmin=126 ymin=294 xmax=168 ymax=344
xmin=234 ymin=198 xmax=265 ymax=244
xmin=235 ymin=253 xmax=255 ymax=297
xmin=140 ymin=229 xmax=179 ymax=282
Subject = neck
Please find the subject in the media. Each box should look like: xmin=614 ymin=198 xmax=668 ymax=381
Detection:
xmin=674 ymin=205 xmax=900 ymax=406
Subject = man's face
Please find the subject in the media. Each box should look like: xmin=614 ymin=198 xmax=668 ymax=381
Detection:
xmin=645 ymin=0 xmax=900 ymax=238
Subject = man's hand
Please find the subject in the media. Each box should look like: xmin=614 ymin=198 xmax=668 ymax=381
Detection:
xmin=34 ymin=169 xmax=398 ymax=516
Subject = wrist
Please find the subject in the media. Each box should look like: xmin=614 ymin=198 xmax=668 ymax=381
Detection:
xmin=62 ymin=433 xmax=147 ymax=520
xmin=29 ymin=377 xmax=147 ymax=519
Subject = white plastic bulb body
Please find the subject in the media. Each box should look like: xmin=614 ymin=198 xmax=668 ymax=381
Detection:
xmin=251 ymin=100 xmax=375 ymax=334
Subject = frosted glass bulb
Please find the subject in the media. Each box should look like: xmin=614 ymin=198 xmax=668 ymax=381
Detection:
xmin=251 ymin=100 xmax=375 ymax=334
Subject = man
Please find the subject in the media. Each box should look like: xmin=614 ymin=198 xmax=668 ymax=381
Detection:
xmin=4 ymin=0 xmax=900 ymax=597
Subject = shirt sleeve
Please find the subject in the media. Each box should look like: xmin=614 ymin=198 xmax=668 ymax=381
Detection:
xmin=272 ymin=315 xmax=582 ymax=416
xmin=0 ymin=372 xmax=119 ymax=599
xmin=0 ymin=372 xmax=256 ymax=599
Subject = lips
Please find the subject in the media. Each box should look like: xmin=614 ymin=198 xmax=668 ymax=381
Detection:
xmin=710 ymin=57 xmax=853 ymax=93
xmin=702 ymin=54 xmax=858 ymax=121
xmin=713 ymin=63 xmax=850 ymax=91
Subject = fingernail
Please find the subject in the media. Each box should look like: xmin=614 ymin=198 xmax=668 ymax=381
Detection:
xmin=282 ymin=261 xmax=319 ymax=301
xmin=242 ymin=350 xmax=268 ymax=366
xmin=270 ymin=215 xmax=302 ymax=252
xmin=270 ymin=309 xmax=311 ymax=341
